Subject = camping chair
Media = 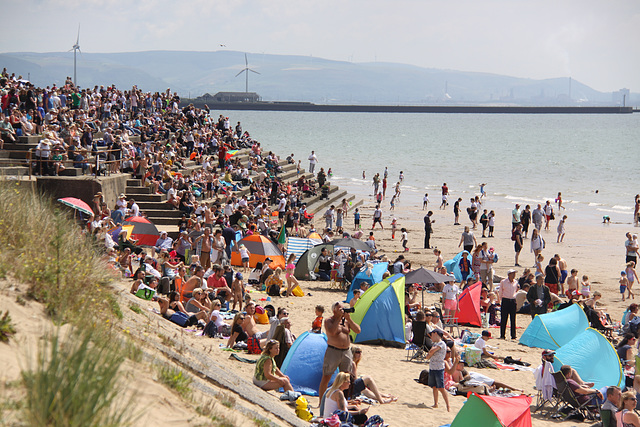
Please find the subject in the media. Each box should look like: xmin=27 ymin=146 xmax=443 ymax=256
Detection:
xmin=532 ymin=360 xmax=557 ymax=414
xmin=329 ymin=268 xmax=344 ymax=290
xmin=406 ymin=321 xmax=433 ymax=362
xmin=548 ymin=371 xmax=600 ymax=421
xmin=434 ymin=303 xmax=460 ymax=338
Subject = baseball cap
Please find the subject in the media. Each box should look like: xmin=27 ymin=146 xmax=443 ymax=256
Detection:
xmin=542 ymin=349 xmax=556 ymax=357
xmin=482 ymin=330 xmax=492 ymax=338
xmin=507 ymin=269 xmax=517 ymax=274
xmin=430 ymin=329 xmax=444 ymax=337
xmin=235 ymin=272 xmax=243 ymax=279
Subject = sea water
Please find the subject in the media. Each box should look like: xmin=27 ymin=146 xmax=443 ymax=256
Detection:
xmin=223 ymin=111 xmax=640 ymax=222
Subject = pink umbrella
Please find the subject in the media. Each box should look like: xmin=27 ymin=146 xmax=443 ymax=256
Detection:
xmin=57 ymin=197 xmax=94 ymax=217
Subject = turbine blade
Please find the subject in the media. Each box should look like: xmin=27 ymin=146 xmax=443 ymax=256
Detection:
xmin=249 ymin=69 xmax=260 ymax=74
xmin=235 ymin=69 xmax=245 ymax=77
xmin=244 ymin=53 xmax=248 ymax=66
xmin=76 ymin=24 xmax=80 ymax=44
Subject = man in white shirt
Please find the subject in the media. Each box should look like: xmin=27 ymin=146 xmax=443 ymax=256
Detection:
xmin=474 ymin=330 xmax=500 ymax=360
xmin=499 ymin=269 xmax=519 ymax=340
xmin=308 ymin=150 xmax=318 ymax=173
xmin=129 ymin=199 xmax=140 ymax=217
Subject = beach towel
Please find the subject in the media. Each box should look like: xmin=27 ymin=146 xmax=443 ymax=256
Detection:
xmin=229 ymin=353 xmax=258 ymax=363
xmin=533 ymin=360 xmax=556 ymax=400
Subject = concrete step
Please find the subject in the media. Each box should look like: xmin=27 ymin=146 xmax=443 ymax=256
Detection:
xmin=125 ymin=186 xmax=152 ymax=194
xmin=126 ymin=179 xmax=141 ymax=186
xmin=135 ymin=201 xmax=175 ymax=210
xmin=142 ymin=209 xmax=183 ymax=218
xmin=17 ymin=135 xmax=42 ymax=144
xmin=147 ymin=216 xmax=181 ymax=226
xmin=0 ymin=166 xmax=30 ymax=176
xmin=59 ymin=168 xmax=83 ymax=176
xmin=132 ymin=193 xmax=166 ymax=202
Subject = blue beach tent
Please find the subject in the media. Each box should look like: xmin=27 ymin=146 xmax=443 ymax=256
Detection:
xmin=349 ymin=274 xmax=406 ymax=348
xmin=519 ymin=304 xmax=589 ymax=350
xmin=279 ymin=331 xmax=337 ymax=396
xmin=443 ymin=251 xmax=474 ymax=283
xmin=552 ymin=328 xmax=623 ymax=389
xmin=345 ymin=262 xmax=389 ymax=302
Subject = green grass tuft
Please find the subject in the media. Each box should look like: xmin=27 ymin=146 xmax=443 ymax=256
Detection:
xmin=129 ymin=304 xmax=143 ymax=315
xmin=0 ymin=310 xmax=17 ymax=343
xmin=156 ymin=365 xmax=192 ymax=399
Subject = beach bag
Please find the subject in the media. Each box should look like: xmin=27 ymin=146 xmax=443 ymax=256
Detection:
xmin=418 ymin=369 xmax=430 ymax=385
xmin=202 ymin=320 xmax=218 ymax=337
xmin=169 ymin=311 xmax=190 ymax=327
xmin=550 ymin=209 xmax=555 ymax=220
xmin=461 ymin=330 xmax=481 ymax=344
xmin=247 ymin=336 xmax=262 ymax=354
xmin=267 ymin=283 xmax=280 ymax=297
xmin=135 ymin=287 xmax=156 ymax=300
xmin=464 ymin=346 xmax=482 ymax=367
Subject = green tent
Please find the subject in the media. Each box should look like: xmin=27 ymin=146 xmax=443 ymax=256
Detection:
xmin=293 ymin=244 xmax=334 ymax=280
xmin=349 ymin=274 xmax=406 ymax=347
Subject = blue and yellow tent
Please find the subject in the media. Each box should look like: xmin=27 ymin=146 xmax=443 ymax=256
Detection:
xmin=349 ymin=274 xmax=406 ymax=348
xmin=345 ymin=262 xmax=388 ymax=302
xmin=519 ymin=304 xmax=589 ymax=350
xmin=279 ymin=331 xmax=337 ymax=396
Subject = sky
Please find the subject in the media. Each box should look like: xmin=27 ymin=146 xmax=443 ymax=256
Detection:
xmin=1 ymin=0 xmax=638 ymax=93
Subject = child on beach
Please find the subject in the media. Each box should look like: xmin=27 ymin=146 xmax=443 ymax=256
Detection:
xmin=391 ymin=217 xmax=397 ymax=239
xmin=442 ymin=281 xmax=459 ymax=332
xmin=535 ymin=254 xmax=544 ymax=275
xmin=336 ymin=208 xmax=343 ymax=230
xmin=401 ymin=228 xmax=408 ymax=252
xmin=354 ymin=208 xmax=361 ymax=230
xmin=350 ymin=289 xmax=362 ymax=307
xmin=459 ymin=251 xmax=471 ymax=281
xmin=581 ymin=275 xmax=591 ymax=298
xmin=425 ymin=329 xmax=450 ymax=412
xmin=285 ymin=253 xmax=299 ymax=297
xmin=626 ymin=261 xmax=638 ymax=300
xmin=390 ymin=195 xmax=396 ymax=210
xmin=231 ymin=272 xmax=245 ymax=311
xmin=488 ymin=210 xmax=495 ymax=237
xmin=296 ymin=160 xmax=301 ymax=175
xmin=566 ymin=269 xmax=579 ymax=298
xmin=239 ymin=244 xmax=251 ymax=273
xmin=557 ymin=215 xmax=567 ymax=243
xmin=434 ymin=249 xmax=443 ymax=272
xmin=189 ymin=255 xmax=201 ymax=275
xmin=621 ymin=271 xmax=629 ymax=301
xmin=311 ymin=305 xmax=324 ymax=333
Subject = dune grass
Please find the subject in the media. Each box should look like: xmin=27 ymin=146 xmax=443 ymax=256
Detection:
xmin=0 ymin=310 xmax=16 ymax=343
xmin=0 ymin=182 xmax=119 ymax=323
xmin=21 ymin=327 xmax=132 ymax=427
xmin=156 ymin=364 xmax=192 ymax=399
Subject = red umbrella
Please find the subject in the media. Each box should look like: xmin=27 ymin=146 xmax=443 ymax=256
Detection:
xmin=123 ymin=216 xmax=160 ymax=246
xmin=57 ymin=197 xmax=94 ymax=217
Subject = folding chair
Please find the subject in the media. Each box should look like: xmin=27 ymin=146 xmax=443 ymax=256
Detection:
xmin=548 ymin=371 xmax=600 ymax=421
xmin=329 ymin=269 xmax=344 ymax=290
xmin=433 ymin=303 xmax=460 ymax=338
xmin=532 ymin=361 xmax=557 ymax=414
xmin=406 ymin=321 xmax=433 ymax=362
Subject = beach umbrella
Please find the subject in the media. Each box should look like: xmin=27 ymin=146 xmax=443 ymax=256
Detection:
xmin=57 ymin=197 xmax=94 ymax=217
xmin=327 ymin=237 xmax=372 ymax=252
xmin=107 ymin=224 xmax=134 ymax=241
xmin=405 ymin=267 xmax=454 ymax=284
xmin=225 ymin=149 xmax=239 ymax=161
xmin=122 ymin=216 xmax=160 ymax=246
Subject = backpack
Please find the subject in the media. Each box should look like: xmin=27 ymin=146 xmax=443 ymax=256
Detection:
xmin=135 ymin=287 xmax=156 ymax=300
xmin=267 ymin=283 xmax=281 ymax=297
xmin=418 ymin=369 xmax=430 ymax=385
xmin=247 ymin=336 xmax=262 ymax=354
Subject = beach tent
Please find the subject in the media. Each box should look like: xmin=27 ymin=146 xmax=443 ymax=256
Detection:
xmin=349 ymin=274 xmax=406 ymax=347
xmin=230 ymin=234 xmax=285 ymax=269
xmin=307 ymin=231 xmax=322 ymax=240
xmin=294 ymin=244 xmax=334 ymax=280
xmin=279 ymin=331 xmax=337 ymax=396
xmin=455 ymin=281 xmax=482 ymax=327
xmin=345 ymin=262 xmax=389 ymax=302
xmin=285 ymin=237 xmax=322 ymax=263
xmin=122 ymin=216 xmax=160 ymax=246
xmin=443 ymin=251 xmax=474 ymax=283
xmin=449 ymin=394 xmax=532 ymax=427
xmin=552 ymin=328 xmax=623 ymax=389
xmin=519 ymin=304 xmax=589 ymax=350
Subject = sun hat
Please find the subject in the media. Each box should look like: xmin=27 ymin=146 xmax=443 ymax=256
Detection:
xmin=542 ymin=349 xmax=556 ymax=357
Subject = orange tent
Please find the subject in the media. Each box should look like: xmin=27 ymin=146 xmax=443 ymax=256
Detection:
xmin=307 ymin=231 xmax=322 ymax=240
xmin=230 ymin=234 xmax=285 ymax=269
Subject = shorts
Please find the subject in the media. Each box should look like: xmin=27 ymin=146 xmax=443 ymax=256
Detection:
xmin=560 ymin=270 xmax=568 ymax=284
xmin=546 ymin=215 xmax=551 ymax=221
xmin=621 ymin=285 xmax=627 ymax=294
xmin=241 ymin=257 xmax=250 ymax=263
xmin=253 ymin=377 xmax=269 ymax=388
xmin=322 ymin=345 xmax=353 ymax=376
xmin=350 ymin=377 xmax=366 ymax=398
xmin=373 ymin=217 xmax=382 ymax=224
xmin=546 ymin=283 xmax=558 ymax=295
xmin=279 ymin=211 xmax=285 ymax=219
xmin=428 ymin=369 xmax=444 ymax=388
xmin=444 ymin=299 xmax=457 ymax=310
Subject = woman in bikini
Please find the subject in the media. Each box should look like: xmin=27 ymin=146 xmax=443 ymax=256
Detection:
xmin=285 ymin=253 xmax=299 ymax=297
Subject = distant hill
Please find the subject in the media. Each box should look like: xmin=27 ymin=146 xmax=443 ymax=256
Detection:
xmin=0 ymin=50 xmax=636 ymax=106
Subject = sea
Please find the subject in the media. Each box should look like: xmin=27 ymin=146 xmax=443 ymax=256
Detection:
xmin=222 ymin=111 xmax=640 ymax=224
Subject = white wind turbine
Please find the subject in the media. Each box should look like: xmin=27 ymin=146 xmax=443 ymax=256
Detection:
xmin=69 ymin=25 xmax=81 ymax=85
xmin=235 ymin=53 xmax=260 ymax=93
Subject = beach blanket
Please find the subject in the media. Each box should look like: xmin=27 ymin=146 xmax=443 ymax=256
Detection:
xmin=229 ymin=353 xmax=258 ymax=363
xmin=495 ymin=362 xmax=535 ymax=371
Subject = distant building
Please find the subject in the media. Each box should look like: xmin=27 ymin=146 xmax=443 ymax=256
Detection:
xmin=198 ymin=92 xmax=261 ymax=103
xmin=612 ymin=88 xmax=630 ymax=106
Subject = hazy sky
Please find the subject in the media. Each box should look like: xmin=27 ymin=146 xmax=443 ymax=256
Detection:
xmin=2 ymin=0 xmax=638 ymax=92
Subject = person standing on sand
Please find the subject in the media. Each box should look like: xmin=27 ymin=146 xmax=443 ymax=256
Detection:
xmin=424 ymin=211 xmax=434 ymax=249
xmin=372 ymin=205 xmax=383 ymax=230
xmin=556 ymin=192 xmax=565 ymax=211
xmin=520 ymin=205 xmax=531 ymax=238
xmin=440 ymin=183 xmax=449 ymax=209
xmin=514 ymin=223 xmax=524 ymax=267
xmin=626 ymin=233 xmax=639 ymax=265
xmin=453 ymin=197 xmax=462 ymax=225
xmin=499 ymin=269 xmax=519 ymax=340
xmin=527 ymin=272 xmax=551 ymax=318
xmin=544 ymin=201 xmax=553 ymax=231
xmin=532 ymin=204 xmax=544 ymax=232
xmin=308 ymin=150 xmax=318 ymax=173
xmin=318 ymin=302 xmax=361 ymax=402
xmin=512 ymin=204 xmax=521 ymax=231
xmin=423 ymin=193 xmax=429 ymax=210
xmin=634 ymin=195 xmax=639 ymax=226
xmin=458 ymin=226 xmax=477 ymax=254
xmin=480 ymin=183 xmax=486 ymax=198
xmin=557 ymin=215 xmax=567 ymax=242
xmin=425 ymin=329 xmax=450 ymax=412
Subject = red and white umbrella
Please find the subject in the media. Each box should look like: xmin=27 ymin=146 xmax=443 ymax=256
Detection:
xmin=57 ymin=197 xmax=94 ymax=217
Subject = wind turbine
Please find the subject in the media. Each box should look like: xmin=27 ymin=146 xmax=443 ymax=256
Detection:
xmin=235 ymin=53 xmax=260 ymax=93
xmin=69 ymin=25 xmax=81 ymax=86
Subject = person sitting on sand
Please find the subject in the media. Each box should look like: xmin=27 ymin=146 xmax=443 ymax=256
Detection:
xmin=252 ymin=339 xmax=295 ymax=394
xmin=348 ymin=347 xmax=397 ymax=404
xmin=227 ymin=312 xmax=248 ymax=348
xmin=184 ymin=287 xmax=212 ymax=313
xmin=475 ymin=330 xmax=500 ymax=361
xmin=157 ymin=296 xmax=206 ymax=327
xmin=452 ymin=359 xmax=523 ymax=393
xmin=242 ymin=301 xmax=267 ymax=342
xmin=322 ymin=372 xmax=370 ymax=421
